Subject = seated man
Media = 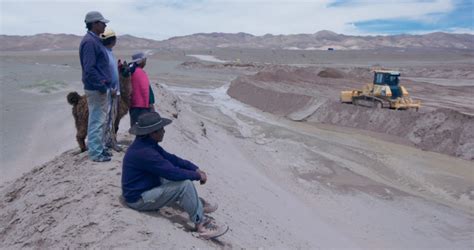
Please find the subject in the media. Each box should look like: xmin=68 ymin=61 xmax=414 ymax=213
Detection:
xmin=121 ymin=112 xmax=228 ymax=240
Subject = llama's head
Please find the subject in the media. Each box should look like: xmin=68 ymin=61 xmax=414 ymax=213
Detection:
xmin=118 ymin=60 xmax=132 ymax=98
xmin=118 ymin=60 xmax=132 ymax=78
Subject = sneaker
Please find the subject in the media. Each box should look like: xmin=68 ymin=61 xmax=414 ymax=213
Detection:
xmin=92 ymin=155 xmax=111 ymax=162
xmin=112 ymin=144 xmax=123 ymax=152
xmin=197 ymin=218 xmax=228 ymax=240
xmin=200 ymin=197 xmax=218 ymax=214
xmin=102 ymin=149 xmax=113 ymax=157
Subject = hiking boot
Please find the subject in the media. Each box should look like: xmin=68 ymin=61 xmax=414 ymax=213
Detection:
xmin=92 ymin=155 xmax=111 ymax=162
xmin=197 ymin=218 xmax=228 ymax=240
xmin=200 ymin=197 xmax=218 ymax=214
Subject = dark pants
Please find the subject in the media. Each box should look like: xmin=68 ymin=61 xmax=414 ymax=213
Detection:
xmin=129 ymin=107 xmax=153 ymax=127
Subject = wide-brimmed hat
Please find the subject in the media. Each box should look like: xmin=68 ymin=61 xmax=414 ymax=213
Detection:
xmin=100 ymin=29 xmax=116 ymax=40
xmin=129 ymin=112 xmax=172 ymax=135
xmin=131 ymin=52 xmax=146 ymax=64
xmin=85 ymin=11 xmax=109 ymax=24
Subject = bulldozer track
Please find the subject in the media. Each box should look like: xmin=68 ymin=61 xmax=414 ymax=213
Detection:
xmin=352 ymin=95 xmax=384 ymax=109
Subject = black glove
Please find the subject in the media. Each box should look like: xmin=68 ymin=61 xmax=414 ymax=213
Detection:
xmin=104 ymin=80 xmax=111 ymax=88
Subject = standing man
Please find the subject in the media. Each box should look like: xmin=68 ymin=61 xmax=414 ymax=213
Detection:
xmin=100 ymin=28 xmax=122 ymax=152
xmin=129 ymin=52 xmax=155 ymax=126
xmin=80 ymin=11 xmax=112 ymax=162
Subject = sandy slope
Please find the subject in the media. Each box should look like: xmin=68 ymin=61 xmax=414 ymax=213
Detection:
xmin=2 ymin=83 xmax=472 ymax=248
xmin=0 ymin=87 xmax=353 ymax=248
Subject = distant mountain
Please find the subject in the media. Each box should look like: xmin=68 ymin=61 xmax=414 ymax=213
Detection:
xmin=0 ymin=33 xmax=81 ymax=51
xmin=113 ymin=34 xmax=162 ymax=50
xmin=158 ymin=32 xmax=255 ymax=49
xmin=1 ymin=30 xmax=472 ymax=51
xmin=0 ymin=33 xmax=161 ymax=51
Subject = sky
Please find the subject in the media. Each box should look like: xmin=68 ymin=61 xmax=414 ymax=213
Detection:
xmin=0 ymin=0 xmax=473 ymax=40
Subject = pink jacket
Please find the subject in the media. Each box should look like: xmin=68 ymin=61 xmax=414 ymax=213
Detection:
xmin=130 ymin=67 xmax=150 ymax=108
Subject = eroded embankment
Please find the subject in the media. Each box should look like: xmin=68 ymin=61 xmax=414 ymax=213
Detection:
xmin=227 ymin=79 xmax=313 ymax=116
xmin=0 ymin=86 xmax=224 ymax=249
xmin=227 ymin=67 xmax=474 ymax=160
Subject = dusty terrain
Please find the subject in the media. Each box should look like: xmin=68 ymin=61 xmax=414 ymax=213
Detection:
xmin=0 ymin=49 xmax=473 ymax=248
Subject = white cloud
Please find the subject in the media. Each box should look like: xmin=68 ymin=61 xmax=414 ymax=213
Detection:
xmin=0 ymin=0 xmax=459 ymax=40
xmin=441 ymin=27 xmax=474 ymax=34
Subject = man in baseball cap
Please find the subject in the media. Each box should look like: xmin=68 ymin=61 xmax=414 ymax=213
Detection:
xmin=85 ymin=11 xmax=109 ymax=24
xmin=79 ymin=11 xmax=112 ymax=162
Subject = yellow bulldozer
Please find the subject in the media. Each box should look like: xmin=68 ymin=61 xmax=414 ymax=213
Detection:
xmin=340 ymin=69 xmax=421 ymax=110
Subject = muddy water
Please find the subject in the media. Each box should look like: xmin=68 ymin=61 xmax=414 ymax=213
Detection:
xmin=163 ymin=80 xmax=473 ymax=213
xmin=163 ymin=79 xmax=473 ymax=246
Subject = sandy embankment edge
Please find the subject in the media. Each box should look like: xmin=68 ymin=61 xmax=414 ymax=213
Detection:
xmin=1 ymin=83 xmax=356 ymax=248
xmin=227 ymin=68 xmax=474 ymax=160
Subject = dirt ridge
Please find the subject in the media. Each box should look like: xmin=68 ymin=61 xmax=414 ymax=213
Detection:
xmin=227 ymin=67 xmax=474 ymax=160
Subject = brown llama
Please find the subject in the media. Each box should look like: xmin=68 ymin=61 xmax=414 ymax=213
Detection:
xmin=67 ymin=61 xmax=132 ymax=152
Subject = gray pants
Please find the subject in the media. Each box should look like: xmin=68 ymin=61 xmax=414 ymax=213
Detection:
xmin=104 ymin=92 xmax=119 ymax=148
xmin=127 ymin=179 xmax=204 ymax=224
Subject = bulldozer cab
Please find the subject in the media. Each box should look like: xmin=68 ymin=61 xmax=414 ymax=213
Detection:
xmin=373 ymin=70 xmax=402 ymax=99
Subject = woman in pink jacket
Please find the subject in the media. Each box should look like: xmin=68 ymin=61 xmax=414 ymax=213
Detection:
xmin=129 ymin=52 xmax=155 ymax=126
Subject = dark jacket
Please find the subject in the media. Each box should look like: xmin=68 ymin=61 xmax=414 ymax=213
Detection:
xmin=79 ymin=31 xmax=110 ymax=92
xmin=122 ymin=136 xmax=201 ymax=203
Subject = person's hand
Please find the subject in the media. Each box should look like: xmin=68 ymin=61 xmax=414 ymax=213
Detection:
xmin=99 ymin=87 xmax=107 ymax=95
xmin=111 ymin=89 xmax=117 ymax=97
xmin=99 ymin=80 xmax=108 ymax=95
xmin=197 ymin=170 xmax=207 ymax=185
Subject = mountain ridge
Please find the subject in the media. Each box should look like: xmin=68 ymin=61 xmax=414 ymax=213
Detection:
xmin=1 ymin=30 xmax=472 ymax=51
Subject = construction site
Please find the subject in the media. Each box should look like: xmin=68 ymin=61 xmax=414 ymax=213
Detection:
xmin=1 ymin=47 xmax=473 ymax=248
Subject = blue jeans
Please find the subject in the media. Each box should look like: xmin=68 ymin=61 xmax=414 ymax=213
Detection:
xmin=85 ymin=89 xmax=108 ymax=160
xmin=127 ymin=179 xmax=204 ymax=224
